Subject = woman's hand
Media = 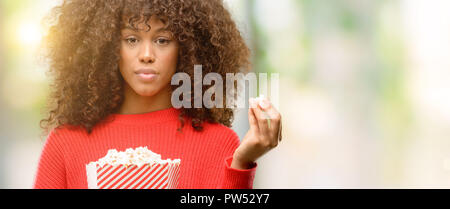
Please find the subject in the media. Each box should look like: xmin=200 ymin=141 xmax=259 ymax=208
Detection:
xmin=231 ymin=96 xmax=283 ymax=170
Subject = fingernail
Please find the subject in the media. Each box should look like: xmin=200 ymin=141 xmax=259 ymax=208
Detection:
xmin=259 ymin=99 xmax=271 ymax=109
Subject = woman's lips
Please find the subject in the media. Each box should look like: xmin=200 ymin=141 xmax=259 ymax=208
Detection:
xmin=135 ymin=68 xmax=157 ymax=74
xmin=136 ymin=72 xmax=157 ymax=81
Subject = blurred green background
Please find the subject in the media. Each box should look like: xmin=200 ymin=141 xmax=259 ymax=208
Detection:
xmin=1 ymin=0 xmax=450 ymax=188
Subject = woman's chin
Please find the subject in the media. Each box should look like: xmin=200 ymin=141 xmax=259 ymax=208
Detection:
xmin=133 ymin=86 xmax=159 ymax=97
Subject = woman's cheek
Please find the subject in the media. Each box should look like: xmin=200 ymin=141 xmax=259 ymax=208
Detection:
xmin=120 ymin=49 xmax=137 ymax=77
xmin=161 ymin=48 xmax=179 ymax=79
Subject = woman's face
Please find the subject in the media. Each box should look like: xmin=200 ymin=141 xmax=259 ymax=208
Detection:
xmin=119 ymin=16 xmax=179 ymax=97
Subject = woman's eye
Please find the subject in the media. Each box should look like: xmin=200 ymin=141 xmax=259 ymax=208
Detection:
xmin=156 ymin=38 xmax=171 ymax=45
xmin=125 ymin=37 xmax=138 ymax=45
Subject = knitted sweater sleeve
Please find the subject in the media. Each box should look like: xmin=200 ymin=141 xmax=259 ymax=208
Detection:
xmin=218 ymin=130 xmax=257 ymax=189
xmin=33 ymin=129 xmax=67 ymax=189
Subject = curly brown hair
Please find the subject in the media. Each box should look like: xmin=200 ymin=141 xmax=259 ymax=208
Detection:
xmin=38 ymin=0 xmax=251 ymax=137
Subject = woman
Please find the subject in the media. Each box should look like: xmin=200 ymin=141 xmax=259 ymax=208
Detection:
xmin=34 ymin=0 xmax=282 ymax=189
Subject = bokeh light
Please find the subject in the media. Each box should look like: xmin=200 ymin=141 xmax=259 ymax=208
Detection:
xmin=17 ymin=22 xmax=43 ymax=47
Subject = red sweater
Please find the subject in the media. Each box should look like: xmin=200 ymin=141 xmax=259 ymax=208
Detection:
xmin=33 ymin=107 xmax=257 ymax=189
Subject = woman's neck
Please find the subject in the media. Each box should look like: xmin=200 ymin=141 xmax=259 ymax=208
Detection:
xmin=117 ymin=84 xmax=173 ymax=115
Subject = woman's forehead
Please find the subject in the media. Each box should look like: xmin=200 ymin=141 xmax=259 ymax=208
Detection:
xmin=121 ymin=15 xmax=168 ymax=31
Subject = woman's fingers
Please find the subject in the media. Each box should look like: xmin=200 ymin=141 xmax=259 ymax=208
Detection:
xmin=278 ymin=120 xmax=283 ymax=142
xmin=258 ymin=98 xmax=281 ymax=137
xmin=248 ymin=98 xmax=259 ymax=131
xmin=250 ymin=97 xmax=281 ymax=148
xmin=250 ymin=98 xmax=270 ymax=137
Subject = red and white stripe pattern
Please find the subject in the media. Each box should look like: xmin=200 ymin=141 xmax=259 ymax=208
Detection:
xmin=167 ymin=162 xmax=181 ymax=189
xmin=87 ymin=162 xmax=180 ymax=189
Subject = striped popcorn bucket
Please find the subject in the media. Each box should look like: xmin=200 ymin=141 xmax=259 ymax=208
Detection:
xmin=86 ymin=160 xmax=181 ymax=189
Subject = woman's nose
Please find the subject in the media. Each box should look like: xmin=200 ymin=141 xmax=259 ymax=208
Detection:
xmin=139 ymin=42 xmax=155 ymax=63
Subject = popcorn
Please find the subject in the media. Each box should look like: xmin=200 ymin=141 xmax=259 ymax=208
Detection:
xmin=256 ymin=94 xmax=266 ymax=101
xmin=250 ymin=94 xmax=268 ymax=108
xmin=91 ymin=146 xmax=165 ymax=168
xmin=86 ymin=147 xmax=181 ymax=189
